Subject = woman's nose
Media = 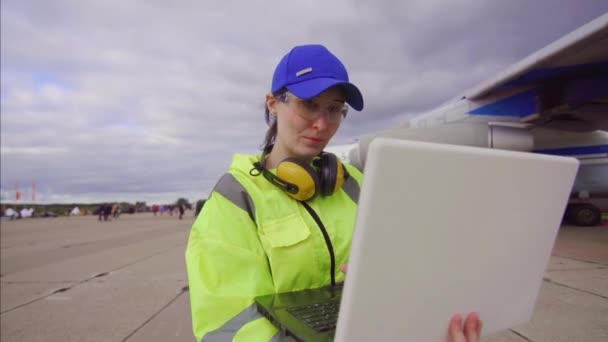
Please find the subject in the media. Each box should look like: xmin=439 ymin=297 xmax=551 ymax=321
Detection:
xmin=312 ymin=111 xmax=330 ymax=131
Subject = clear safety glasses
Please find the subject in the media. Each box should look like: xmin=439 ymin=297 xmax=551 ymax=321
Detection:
xmin=277 ymin=92 xmax=348 ymax=124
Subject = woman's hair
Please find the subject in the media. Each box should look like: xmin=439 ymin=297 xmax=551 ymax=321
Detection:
xmin=262 ymin=89 xmax=287 ymax=152
xmin=262 ymin=106 xmax=277 ymax=152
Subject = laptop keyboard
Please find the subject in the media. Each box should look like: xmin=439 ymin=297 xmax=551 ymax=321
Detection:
xmin=286 ymin=300 xmax=340 ymax=333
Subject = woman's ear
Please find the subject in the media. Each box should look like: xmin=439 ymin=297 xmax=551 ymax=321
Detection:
xmin=266 ymin=92 xmax=278 ymax=115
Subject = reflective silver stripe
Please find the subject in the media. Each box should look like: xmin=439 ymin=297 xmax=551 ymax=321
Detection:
xmin=212 ymin=173 xmax=256 ymax=222
xmin=201 ymin=305 xmax=262 ymax=341
xmin=342 ymin=176 xmax=360 ymax=204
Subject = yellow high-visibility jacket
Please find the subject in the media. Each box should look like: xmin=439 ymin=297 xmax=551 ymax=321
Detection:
xmin=186 ymin=153 xmax=362 ymax=341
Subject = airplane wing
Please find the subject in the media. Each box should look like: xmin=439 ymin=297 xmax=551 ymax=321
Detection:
xmin=343 ymin=13 xmax=608 ymax=166
xmin=332 ymin=13 xmax=608 ymax=225
xmin=410 ymin=12 xmax=608 ymax=132
xmin=463 ymin=13 xmax=608 ymax=132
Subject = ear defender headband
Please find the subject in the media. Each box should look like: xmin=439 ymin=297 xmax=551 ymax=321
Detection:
xmin=251 ymin=152 xmax=348 ymax=201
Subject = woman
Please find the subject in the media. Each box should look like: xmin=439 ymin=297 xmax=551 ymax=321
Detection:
xmin=186 ymin=44 xmax=481 ymax=341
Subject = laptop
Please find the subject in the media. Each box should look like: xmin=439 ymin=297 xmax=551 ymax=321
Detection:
xmin=255 ymin=138 xmax=579 ymax=341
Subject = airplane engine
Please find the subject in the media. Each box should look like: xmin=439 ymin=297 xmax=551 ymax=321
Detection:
xmin=489 ymin=125 xmax=534 ymax=151
xmin=352 ymin=122 xmax=533 ymax=169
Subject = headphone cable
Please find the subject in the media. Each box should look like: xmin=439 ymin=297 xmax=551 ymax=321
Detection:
xmin=300 ymin=201 xmax=336 ymax=287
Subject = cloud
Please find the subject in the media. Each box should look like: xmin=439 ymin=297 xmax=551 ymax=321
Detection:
xmin=1 ymin=0 xmax=607 ymax=204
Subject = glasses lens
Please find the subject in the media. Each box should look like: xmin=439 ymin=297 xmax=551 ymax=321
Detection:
xmin=326 ymin=103 xmax=348 ymax=123
xmin=283 ymin=93 xmax=346 ymax=123
xmin=300 ymin=99 xmax=320 ymax=118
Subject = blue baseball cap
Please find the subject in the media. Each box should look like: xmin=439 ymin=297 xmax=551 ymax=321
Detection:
xmin=271 ymin=44 xmax=364 ymax=111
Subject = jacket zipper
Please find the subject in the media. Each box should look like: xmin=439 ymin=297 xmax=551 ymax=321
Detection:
xmin=300 ymin=201 xmax=336 ymax=286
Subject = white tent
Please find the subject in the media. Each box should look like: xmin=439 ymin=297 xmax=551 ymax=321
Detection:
xmin=4 ymin=208 xmax=17 ymax=218
xmin=20 ymin=208 xmax=33 ymax=218
xmin=70 ymin=206 xmax=80 ymax=216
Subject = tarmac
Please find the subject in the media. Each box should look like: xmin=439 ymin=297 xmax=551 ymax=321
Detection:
xmin=1 ymin=212 xmax=606 ymax=342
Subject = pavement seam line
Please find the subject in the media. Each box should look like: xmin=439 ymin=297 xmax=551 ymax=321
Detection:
xmin=0 ymin=294 xmax=57 ymax=315
xmin=98 ymin=242 xmax=185 ymax=275
xmin=552 ymin=254 xmax=608 ymax=267
xmin=543 ymin=278 xmax=608 ymax=300
xmin=0 ymin=228 xmax=184 ymax=277
xmin=0 ymin=280 xmax=76 ymax=284
xmin=509 ymin=329 xmax=534 ymax=341
xmin=547 ymin=266 xmax=607 ymax=272
xmin=120 ymin=286 xmax=188 ymax=342
xmin=0 ymin=242 xmax=185 ymax=315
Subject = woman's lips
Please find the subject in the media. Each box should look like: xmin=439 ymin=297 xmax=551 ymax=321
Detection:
xmin=304 ymin=137 xmax=324 ymax=145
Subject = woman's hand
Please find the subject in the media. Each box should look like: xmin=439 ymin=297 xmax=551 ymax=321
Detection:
xmin=341 ymin=263 xmax=482 ymax=341
xmin=449 ymin=312 xmax=482 ymax=342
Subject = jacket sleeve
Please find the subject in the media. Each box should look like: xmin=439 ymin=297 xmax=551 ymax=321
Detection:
xmin=185 ymin=177 xmax=279 ymax=341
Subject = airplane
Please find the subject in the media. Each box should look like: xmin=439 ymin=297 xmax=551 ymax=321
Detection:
xmin=328 ymin=13 xmax=608 ymax=226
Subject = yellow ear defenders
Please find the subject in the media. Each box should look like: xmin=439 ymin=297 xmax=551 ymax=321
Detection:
xmin=251 ymin=152 xmax=348 ymax=202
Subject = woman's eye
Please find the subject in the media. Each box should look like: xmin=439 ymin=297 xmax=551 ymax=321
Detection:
xmin=328 ymin=104 xmax=341 ymax=114
xmin=303 ymin=100 xmax=319 ymax=112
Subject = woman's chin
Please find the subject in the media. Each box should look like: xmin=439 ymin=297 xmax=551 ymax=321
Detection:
xmin=295 ymin=147 xmax=324 ymax=160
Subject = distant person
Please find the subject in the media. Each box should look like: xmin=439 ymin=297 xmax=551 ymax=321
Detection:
xmin=103 ymin=204 xmax=112 ymax=221
xmin=111 ymin=203 xmax=121 ymax=218
xmin=152 ymin=204 xmax=159 ymax=216
xmin=178 ymin=204 xmax=185 ymax=220
xmin=185 ymin=44 xmax=481 ymax=341
xmin=98 ymin=204 xmax=105 ymax=221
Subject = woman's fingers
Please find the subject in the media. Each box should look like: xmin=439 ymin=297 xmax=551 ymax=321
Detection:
xmin=448 ymin=314 xmax=464 ymax=342
xmin=340 ymin=264 xmax=348 ymax=273
xmin=464 ymin=312 xmax=481 ymax=342
xmin=448 ymin=313 xmax=481 ymax=342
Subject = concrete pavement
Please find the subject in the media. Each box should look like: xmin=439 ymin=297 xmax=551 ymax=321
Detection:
xmin=1 ymin=213 xmax=607 ymax=341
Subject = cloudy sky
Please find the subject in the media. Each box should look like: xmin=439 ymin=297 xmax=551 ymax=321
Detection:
xmin=1 ymin=1 xmax=607 ymax=205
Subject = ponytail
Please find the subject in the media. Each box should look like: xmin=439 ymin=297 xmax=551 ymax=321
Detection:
xmin=261 ymin=89 xmax=287 ymax=152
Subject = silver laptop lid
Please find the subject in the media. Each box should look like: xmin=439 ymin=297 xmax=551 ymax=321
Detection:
xmin=335 ymin=138 xmax=579 ymax=342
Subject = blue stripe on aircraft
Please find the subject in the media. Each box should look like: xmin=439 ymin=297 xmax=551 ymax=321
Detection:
xmin=533 ymin=145 xmax=608 ymax=156
xmin=498 ymin=62 xmax=608 ymax=88
xmin=469 ymin=62 xmax=608 ymax=117
xmin=469 ymin=88 xmax=537 ymax=117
